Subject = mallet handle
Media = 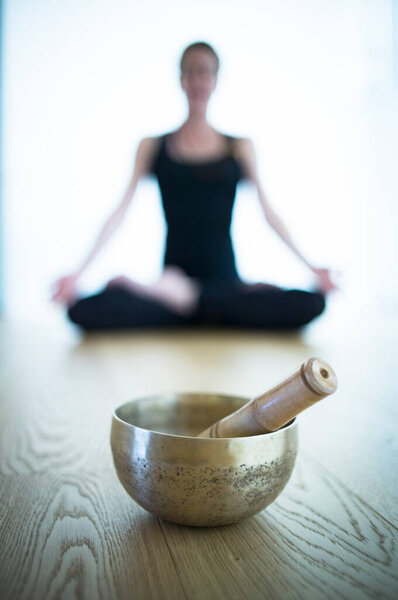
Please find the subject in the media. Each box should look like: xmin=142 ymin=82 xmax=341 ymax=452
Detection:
xmin=197 ymin=358 xmax=337 ymax=438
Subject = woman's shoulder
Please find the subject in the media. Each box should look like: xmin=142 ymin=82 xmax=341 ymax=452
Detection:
xmin=136 ymin=135 xmax=165 ymax=176
xmin=139 ymin=132 xmax=172 ymax=156
xmin=223 ymin=132 xmax=246 ymax=141
xmin=225 ymin=134 xmax=253 ymax=147
xmin=221 ymin=134 xmax=256 ymax=182
xmin=144 ymin=131 xmax=174 ymax=141
xmin=230 ymin=136 xmax=256 ymax=161
xmin=221 ymin=133 xmax=253 ymax=161
xmin=222 ymin=132 xmax=252 ymax=149
xmin=138 ymin=134 xmax=164 ymax=149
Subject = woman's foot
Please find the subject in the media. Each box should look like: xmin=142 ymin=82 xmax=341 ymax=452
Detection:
xmin=105 ymin=267 xmax=201 ymax=316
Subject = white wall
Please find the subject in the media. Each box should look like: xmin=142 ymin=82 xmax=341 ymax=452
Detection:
xmin=3 ymin=0 xmax=397 ymax=320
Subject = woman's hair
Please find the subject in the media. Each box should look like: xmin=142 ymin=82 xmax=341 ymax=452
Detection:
xmin=179 ymin=41 xmax=220 ymax=73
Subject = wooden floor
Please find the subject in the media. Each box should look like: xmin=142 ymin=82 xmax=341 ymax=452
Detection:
xmin=1 ymin=297 xmax=397 ymax=600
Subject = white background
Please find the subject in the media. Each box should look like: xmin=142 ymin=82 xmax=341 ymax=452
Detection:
xmin=3 ymin=0 xmax=397 ymax=321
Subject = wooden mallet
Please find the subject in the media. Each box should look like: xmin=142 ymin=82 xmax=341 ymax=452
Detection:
xmin=197 ymin=358 xmax=337 ymax=438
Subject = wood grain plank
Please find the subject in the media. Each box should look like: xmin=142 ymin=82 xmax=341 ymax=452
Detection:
xmin=158 ymin=455 xmax=398 ymax=600
xmin=0 ymin=471 xmax=185 ymax=600
xmin=0 ymin=324 xmax=120 ymax=475
xmin=1 ymin=317 xmax=397 ymax=599
xmin=300 ymin=310 xmax=398 ymax=522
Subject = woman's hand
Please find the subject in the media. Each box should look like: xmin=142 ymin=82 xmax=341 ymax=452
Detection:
xmin=311 ymin=267 xmax=340 ymax=295
xmin=51 ymin=274 xmax=79 ymax=306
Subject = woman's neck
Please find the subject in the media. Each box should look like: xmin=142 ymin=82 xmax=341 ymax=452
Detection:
xmin=182 ymin=109 xmax=213 ymax=137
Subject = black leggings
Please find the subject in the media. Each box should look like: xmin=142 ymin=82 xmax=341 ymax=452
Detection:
xmin=67 ymin=281 xmax=326 ymax=332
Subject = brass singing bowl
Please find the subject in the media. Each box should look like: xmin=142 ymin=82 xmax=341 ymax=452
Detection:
xmin=111 ymin=393 xmax=298 ymax=527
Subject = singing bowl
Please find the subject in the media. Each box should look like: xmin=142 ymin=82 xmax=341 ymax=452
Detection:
xmin=111 ymin=393 xmax=298 ymax=527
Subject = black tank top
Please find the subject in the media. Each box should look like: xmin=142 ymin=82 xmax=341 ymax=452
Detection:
xmin=149 ymin=132 xmax=245 ymax=282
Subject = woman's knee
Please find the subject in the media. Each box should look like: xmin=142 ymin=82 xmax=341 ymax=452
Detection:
xmin=290 ymin=290 xmax=325 ymax=325
xmin=67 ymin=298 xmax=91 ymax=327
xmin=66 ymin=290 xmax=117 ymax=328
xmin=309 ymin=291 xmax=326 ymax=317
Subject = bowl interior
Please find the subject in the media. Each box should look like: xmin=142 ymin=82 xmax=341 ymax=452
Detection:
xmin=115 ymin=394 xmax=248 ymax=437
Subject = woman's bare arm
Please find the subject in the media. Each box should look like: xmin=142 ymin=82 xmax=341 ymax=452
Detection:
xmin=52 ymin=137 xmax=159 ymax=304
xmin=235 ymin=137 xmax=338 ymax=293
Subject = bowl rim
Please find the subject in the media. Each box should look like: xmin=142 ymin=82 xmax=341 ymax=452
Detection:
xmin=112 ymin=392 xmax=297 ymax=441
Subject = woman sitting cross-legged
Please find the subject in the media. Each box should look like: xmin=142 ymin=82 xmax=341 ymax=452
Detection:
xmin=51 ymin=41 xmax=338 ymax=331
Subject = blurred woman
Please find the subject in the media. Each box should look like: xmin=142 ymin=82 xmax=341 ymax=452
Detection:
xmin=52 ymin=41 xmax=337 ymax=330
